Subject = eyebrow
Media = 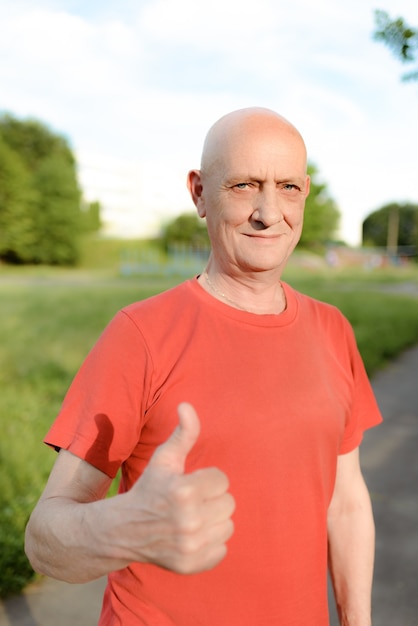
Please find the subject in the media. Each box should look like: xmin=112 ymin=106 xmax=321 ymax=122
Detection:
xmin=227 ymin=174 xmax=307 ymax=186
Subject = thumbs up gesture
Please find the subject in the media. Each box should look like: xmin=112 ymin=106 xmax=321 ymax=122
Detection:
xmin=124 ymin=403 xmax=235 ymax=574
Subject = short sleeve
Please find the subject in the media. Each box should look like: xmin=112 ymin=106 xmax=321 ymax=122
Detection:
xmin=338 ymin=320 xmax=382 ymax=454
xmin=44 ymin=310 xmax=153 ymax=477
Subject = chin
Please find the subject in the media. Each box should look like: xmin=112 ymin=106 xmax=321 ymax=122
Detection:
xmin=249 ymin=248 xmax=290 ymax=265
xmin=239 ymin=257 xmax=287 ymax=274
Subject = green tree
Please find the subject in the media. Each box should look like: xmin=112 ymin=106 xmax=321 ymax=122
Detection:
xmin=298 ymin=163 xmax=340 ymax=248
xmin=0 ymin=114 xmax=76 ymax=171
xmin=81 ymin=200 xmax=102 ymax=233
xmin=160 ymin=212 xmax=210 ymax=252
xmin=29 ymin=155 xmax=82 ymax=264
xmin=362 ymin=202 xmax=418 ymax=249
xmin=373 ymin=10 xmax=418 ymax=81
xmin=0 ymin=114 xmax=83 ymax=265
xmin=0 ymin=138 xmax=38 ymax=263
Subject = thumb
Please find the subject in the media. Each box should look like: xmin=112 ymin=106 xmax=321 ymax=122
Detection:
xmin=148 ymin=402 xmax=201 ymax=475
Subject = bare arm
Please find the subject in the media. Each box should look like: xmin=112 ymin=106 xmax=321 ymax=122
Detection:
xmin=327 ymin=447 xmax=375 ymax=626
xmin=25 ymin=403 xmax=235 ymax=583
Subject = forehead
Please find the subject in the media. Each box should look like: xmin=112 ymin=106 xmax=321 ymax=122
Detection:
xmin=201 ymin=111 xmax=308 ymax=183
xmin=219 ymin=126 xmax=307 ymax=179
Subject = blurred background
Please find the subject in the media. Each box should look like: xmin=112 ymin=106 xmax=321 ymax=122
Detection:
xmin=0 ymin=1 xmax=417 ymax=624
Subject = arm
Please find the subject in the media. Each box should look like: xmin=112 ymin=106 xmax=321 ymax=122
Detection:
xmin=327 ymin=447 xmax=375 ymax=626
xmin=25 ymin=403 xmax=235 ymax=583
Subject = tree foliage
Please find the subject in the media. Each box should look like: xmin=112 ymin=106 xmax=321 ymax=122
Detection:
xmin=0 ymin=115 xmax=76 ymax=171
xmin=31 ymin=155 xmax=83 ymax=264
xmin=298 ymin=163 xmax=340 ymax=248
xmin=160 ymin=212 xmax=210 ymax=251
xmin=0 ymin=138 xmax=38 ymax=263
xmin=373 ymin=10 xmax=418 ymax=82
xmin=362 ymin=202 xmax=418 ymax=248
xmin=0 ymin=113 xmax=98 ymax=265
xmin=161 ymin=163 xmax=339 ymax=252
xmin=82 ymin=200 xmax=102 ymax=233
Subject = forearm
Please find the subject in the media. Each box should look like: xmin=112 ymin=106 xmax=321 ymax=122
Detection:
xmin=327 ymin=487 xmax=375 ymax=626
xmin=25 ymin=494 xmax=134 ymax=583
xmin=25 ymin=451 xmax=235 ymax=583
xmin=26 ymin=408 xmax=235 ymax=584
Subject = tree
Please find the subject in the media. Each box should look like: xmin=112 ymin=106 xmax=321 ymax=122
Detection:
xmin=0 ymin=114 xmax=76 ymax=171
xmin=160 ymin=212 xmax=210 ymax=252
xmin=298 ymin=163 xmax=340 ymax=248
xmin=373 ymin=10 xmax=418 ymax=82
xmin=29 ymin=155 xmax=82 ymax=264
xmin=0 ymin=114 xmax=84 ymax=265
xmin=81 ymin=200 xmax=102 ymax=234
xmin=362 ymin=202 xmax=418 ymax=251
xmin=0 ymin=138 xmax=38 ymax=263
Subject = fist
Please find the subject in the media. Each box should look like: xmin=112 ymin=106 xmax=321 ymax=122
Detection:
xmin=130 ymin=402 xmax=235 ymax=574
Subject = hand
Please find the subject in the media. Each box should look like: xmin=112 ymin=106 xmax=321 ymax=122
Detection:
xmin=125 ymin=402 xmax=235 ymax=574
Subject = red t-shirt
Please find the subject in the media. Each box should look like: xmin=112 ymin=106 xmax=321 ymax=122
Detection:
xmin=46 ymin=279 xmax=382 ymax=625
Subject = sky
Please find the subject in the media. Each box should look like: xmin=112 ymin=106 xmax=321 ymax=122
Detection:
xmin=1 ymin=0 xmax=417 ymax=244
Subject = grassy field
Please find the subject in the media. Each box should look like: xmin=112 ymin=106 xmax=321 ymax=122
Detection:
xmin=1 ymin=245 xmax=418 ymax=596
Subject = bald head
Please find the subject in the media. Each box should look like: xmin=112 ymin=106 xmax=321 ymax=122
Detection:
xmin=200 ymin=107 xmax=307 ymax=176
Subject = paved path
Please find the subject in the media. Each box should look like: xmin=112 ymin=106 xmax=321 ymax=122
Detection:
xmin=1 ymin=346 xmax=417 ymax=626
xmin=329 ymin=344 xmax=418 ymax=626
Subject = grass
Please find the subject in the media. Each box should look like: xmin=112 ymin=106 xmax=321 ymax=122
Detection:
xmin=1 ymin=243 xmax=418 ymax=596
xmin=0 ymin=272 xmax=177 ymax=596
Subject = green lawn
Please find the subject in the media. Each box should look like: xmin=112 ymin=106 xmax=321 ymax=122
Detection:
xmin=1 ymin=255 xmax=418 ymax=596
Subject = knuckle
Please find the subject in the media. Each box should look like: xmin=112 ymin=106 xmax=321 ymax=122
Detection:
xmin=225 ymin=518 xmax=235 ymax=541
xmin=176 ymin=514 xmax=202 ymax=535
xmin=169 ymin=480 xmax=196 ymax=506
xmin=176 ymin=533 xmax=202 ymax=557
xmin=173 ymin=557 xmax=198 ymax=576
xmin=226 ymin=492 xmax=236 ymax=514
xmin=179 ymin=536 xmax=199 ymax=555
xmin=208 ymin=467 xmax=229 ymax=488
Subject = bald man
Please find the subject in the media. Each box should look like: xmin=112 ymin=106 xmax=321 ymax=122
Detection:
xmin=26 ymin=108 xmax=382 ymax=625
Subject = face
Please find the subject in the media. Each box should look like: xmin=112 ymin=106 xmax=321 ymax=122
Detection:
xmin=188 ymin=113 xmax=310 ymax=277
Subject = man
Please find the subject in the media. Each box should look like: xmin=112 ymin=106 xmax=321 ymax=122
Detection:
xmin=25 ymin=108 xmax=382 ymax=625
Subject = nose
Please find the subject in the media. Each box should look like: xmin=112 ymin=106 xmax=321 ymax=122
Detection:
xmin=251 ymin=186 xmax=283 ymax=229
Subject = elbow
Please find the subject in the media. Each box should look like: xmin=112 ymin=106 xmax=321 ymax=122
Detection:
xmin=24 ymin=510 xmax=102 ymax=584
xmin=24 ymin=513 xmax=65 ymax=581
xmin=24 ymin=515 xmax=48 ymax=577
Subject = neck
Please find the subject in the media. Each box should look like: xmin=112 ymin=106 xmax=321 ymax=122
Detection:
xmin=200 ymin=266 xmax=286 ymax=315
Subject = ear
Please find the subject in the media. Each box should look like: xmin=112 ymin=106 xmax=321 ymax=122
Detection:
xmin=304 ymin=175 xmax=311 ymax=199
xmin=187 ymin=170 xmax=206 ymax=217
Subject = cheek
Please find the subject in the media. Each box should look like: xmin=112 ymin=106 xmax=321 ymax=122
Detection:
xmin=285 ymin=204 xmax=305 ymax=227
xmin=207 ymin=206 xmax=246 ymax=233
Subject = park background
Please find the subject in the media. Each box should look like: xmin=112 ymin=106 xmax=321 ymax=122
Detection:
xmin=0 ymin=0 xmax=418 ymax=616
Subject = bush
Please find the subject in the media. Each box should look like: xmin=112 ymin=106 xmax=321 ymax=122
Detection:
xmin=0 ymin=507 xmax=35 ymax=597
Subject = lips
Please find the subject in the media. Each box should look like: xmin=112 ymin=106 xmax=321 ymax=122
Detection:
xmin=243 ymin=233 xmax=284 ymax=240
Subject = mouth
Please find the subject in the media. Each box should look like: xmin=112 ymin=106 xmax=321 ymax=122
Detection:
xmin=243 ymin=233 xmax=284 ymax=240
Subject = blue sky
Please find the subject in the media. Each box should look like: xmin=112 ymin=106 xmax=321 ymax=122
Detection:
xmin=1 ymin=0 xmax=417 ymax=243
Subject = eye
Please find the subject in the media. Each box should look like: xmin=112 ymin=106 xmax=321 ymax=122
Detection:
xmin=279 ymin=183 xmax=301 ymax=194
xmin=234 ymin=183 xmax=250 ymax=190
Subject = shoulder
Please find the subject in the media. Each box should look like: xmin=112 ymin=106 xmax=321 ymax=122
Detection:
xmin=108 ymin=279 xmax=204 ymax=350
xmin=286 ymin=283 xmax=349 ymax=327
xmin=284 ymin=283 xmax=357 ymax=354
xmin=122 ymin=279 xmax=195 ymax=323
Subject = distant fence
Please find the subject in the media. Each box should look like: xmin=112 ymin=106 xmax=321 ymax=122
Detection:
xmin=120 ymin=245 xmax=210 ymax=277
xmin=120 ymin=244 xmax=416 ymax=277
xmin=325 ymin=245 xmax=417 ymax=269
